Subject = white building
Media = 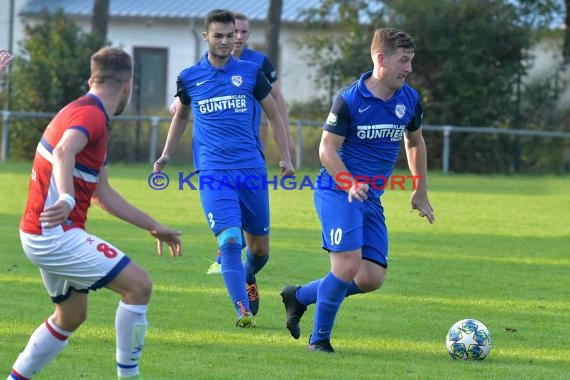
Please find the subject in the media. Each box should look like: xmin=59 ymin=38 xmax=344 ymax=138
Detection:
xmin=1 ymin=0 xmax=325 ymax=111
xmin=2 ymin=0 xmax=568 ymax=109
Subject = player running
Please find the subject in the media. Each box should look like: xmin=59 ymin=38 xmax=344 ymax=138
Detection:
xmin=7 ymin=47 xmax=181 ymax=380
xmin=280 ymin=28 xmax=434 ymax=352
xmin=154 ymin=9 xmax=294 ymax=327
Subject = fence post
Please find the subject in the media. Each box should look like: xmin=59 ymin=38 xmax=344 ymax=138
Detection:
xmin=442 ymin=125 xmax=452 ymax=174
xmin=295 ymin=120 xmax=302 ymax=170
xmin=1 ymin=110 xmax=10 ymax=162
xmin=149 ymin=116 xmax=159 ymax=165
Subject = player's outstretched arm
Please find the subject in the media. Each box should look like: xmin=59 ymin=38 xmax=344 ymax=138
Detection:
xmin=153 ymin=101 xmax=191 ymax=172
xmin=0 ymin=49 xmax=14 ymax=82
xmin=92 ymin=166 xmax=182 ymax=256
xmin=260 ymin=94 xmax=294 ymax=176
xmin=270 ymin=81 xmax=295 ymax=155
xmin=404 ymin=128 xmax=434 ymax=224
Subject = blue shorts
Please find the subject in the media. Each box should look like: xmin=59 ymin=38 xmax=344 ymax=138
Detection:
xmin=314 ymin=187 xmax=388 ymax=268
xmin=199 ymin=168 xmax=270 ymax=236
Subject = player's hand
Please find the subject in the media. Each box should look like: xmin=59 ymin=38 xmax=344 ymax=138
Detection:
xmin=148 ymin=225 xmax=182 ymax=257
xmin=279 ymin=159 xmax=295 ymax=176
xmin=169 ymin=99 xmax=179 ymax=117
xmin=411 ymin=190 xmax=435 ymax=224
xmin=348 ymin=182 xmax=369 ymax=203
xmin=153 ymin=154 xmax=170 ymax=172
xmin=39 ymin=200 xmax=73 ymax=228
xmin=0 ymin=49 xmax=14 ymax=72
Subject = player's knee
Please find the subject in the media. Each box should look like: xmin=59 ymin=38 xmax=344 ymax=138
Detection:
xmin=126 ymin=272 xmax=152 ymax=303
xmin=216 ymin=227 xmax=242 ymax=247
xmin=54 ymin=310 xmax=87 ymax=331
xmin=247 ymin=239 xmax=269 ymax=256
xmin=360 ymin=274 xmax=385 ymax=292
xmin=134 ymin=274 xmax=153 ymax=302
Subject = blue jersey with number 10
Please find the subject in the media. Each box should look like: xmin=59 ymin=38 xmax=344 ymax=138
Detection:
xmin=176 ymin=54 xmax=272 ymax=170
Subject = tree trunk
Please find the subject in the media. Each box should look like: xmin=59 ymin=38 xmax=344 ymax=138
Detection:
xmin=91 ymin=0 xmax=110 ymax=43
xmin=562 ymin=0 xmax=570 ymax=63
xmin=265 ymin=0 xmax=283 ymax=70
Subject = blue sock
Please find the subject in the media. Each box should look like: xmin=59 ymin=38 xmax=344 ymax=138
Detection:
xmin=297 ymin=279 xmax=362 ymax=306
xmin=296 ymin=279 xmax=321 ymax=306
xmin=310 ymin=272 xmax=351 ymax=344
xmin=215 ymin=250 xmax=221 ymax=264
xmin=244 ymin=249 xmax=268 ymax=284
xmin=346 ymin=281 xmax=363 ymax=297
xmin=220 ymin=243 xmax=249 ymax=317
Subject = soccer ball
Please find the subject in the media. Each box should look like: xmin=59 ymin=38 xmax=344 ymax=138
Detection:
xmin=445 ymin=319 xmax=492 ymax=360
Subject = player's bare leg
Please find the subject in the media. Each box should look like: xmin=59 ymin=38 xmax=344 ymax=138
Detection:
xmin=8 ymin=291 xmax=86 ymax=379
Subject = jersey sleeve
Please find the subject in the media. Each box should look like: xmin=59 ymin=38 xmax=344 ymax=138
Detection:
xmin=406 ymin=99 xmax=423 ymax=132
xmin=323 ymin=94 xmax=352 ymax=137
xmin=67 ymin=106 xmax=107 ymax=141
xmin=260 ymin=57 xmax=278 ymax=84
xmin=253 ymin=70 xmax=272 ymax=101
xmin=175 ymin=76 xmax=191 ymax=105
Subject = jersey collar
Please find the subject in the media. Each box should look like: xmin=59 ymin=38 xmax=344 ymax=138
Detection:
xmin=357 ymin=71 xmax=375 ymax=98
xmin=199 ymin=52 xmax=238 ymax=72
xmin=357 ymin=70 xmax=404 ymax=100
xmin=85 ymin=92 xmax=110 ymax=124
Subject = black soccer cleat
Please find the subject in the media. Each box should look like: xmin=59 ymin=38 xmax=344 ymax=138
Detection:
xmin=280 ymin=285 xmax=307 ymax=339
xmin=246 ymin=279 xmax=260 ymax=316
xmin=306 ymin=336 xmax=335 ymax=353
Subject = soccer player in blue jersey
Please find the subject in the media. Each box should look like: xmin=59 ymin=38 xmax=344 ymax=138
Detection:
xmin=169 ymin=12 xmax=294 ymax=309
xmin=280 ymin=28 xmax=435 ymax=352
xmin=204 ymin=12 xmax=294 ymax=278
xmin=232 ymin=12 xmax=294 ymax=153
xmin=154 ymin=9 xmax=294 ymax=328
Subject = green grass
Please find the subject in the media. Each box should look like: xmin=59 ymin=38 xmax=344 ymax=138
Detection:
xmin=1 ymin=162 xmax=569 ymax=379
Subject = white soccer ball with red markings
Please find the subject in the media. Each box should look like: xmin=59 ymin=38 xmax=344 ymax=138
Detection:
xmin=445 ymin=319 xmax=492 ymax=360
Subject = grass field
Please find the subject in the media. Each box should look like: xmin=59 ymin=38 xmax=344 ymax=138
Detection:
xmin=0 ymin=162 xmax=568 ymax=379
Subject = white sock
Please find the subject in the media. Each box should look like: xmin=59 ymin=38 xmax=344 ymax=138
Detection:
xmin=116 ymin=301 xmax=148 ymax=377
xmin=10 ymin=317 xmax=71 ymax=379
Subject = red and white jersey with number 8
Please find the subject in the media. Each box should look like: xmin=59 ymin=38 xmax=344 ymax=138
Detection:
xmin=20 ymin=93 xmax=109 ymax=235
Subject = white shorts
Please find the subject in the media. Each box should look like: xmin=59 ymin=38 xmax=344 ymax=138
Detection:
xmin=20 ymin=227 xmax=131 ymax=303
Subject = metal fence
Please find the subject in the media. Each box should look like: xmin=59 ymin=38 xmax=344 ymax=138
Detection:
xmin=2 ymin=110 xmax=570 ymax=173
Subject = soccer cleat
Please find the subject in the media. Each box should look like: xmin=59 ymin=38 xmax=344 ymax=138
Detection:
xmin=306 ymin=336 xmax=335 ymax=353
xmin=280 ymin=285 xmax=307 ymax=339
xmin=206 ymin=261 xmax=222 ymax=275
xmin=246 ymin=279 xmax=260 ymax=316
xmin=236 ymin=312 xmax=256 ymax=328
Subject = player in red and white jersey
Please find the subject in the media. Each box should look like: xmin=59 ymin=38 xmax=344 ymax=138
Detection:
xmin=20 ymin=93 xmax=110 ymax=234
xmin=8 ymin=47 xmax=182 ymax=380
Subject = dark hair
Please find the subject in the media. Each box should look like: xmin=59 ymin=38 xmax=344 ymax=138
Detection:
xmin=371 ymin=28 xmax=415 ymax=57
xmin=204 ymin=9 xmax=235 ymax=30
xmin=90 ymin=47 xmax=132 ymax=86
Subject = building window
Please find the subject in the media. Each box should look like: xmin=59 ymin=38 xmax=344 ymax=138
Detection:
xmin=132 ymin=47 xmax=168 ymax=114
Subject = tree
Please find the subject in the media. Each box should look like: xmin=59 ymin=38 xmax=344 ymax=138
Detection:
xmin=8 ymin=10 xmax=102 ymax=159
xmin=91 ymin=0 xmax=110 ymax=45
xmin=562 ymin=0 xmax=570 ymax=63
xmin=298 ymin=0 xmax=564 ymax=172
xmin=299 ymin=0 xmax=382 ymax=103
xmin=265 ymin=0 xmax=283 ymax=69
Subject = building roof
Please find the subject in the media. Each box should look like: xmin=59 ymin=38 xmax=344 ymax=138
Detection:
xmin=19 ymin=0 xmax=324 ymax=23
